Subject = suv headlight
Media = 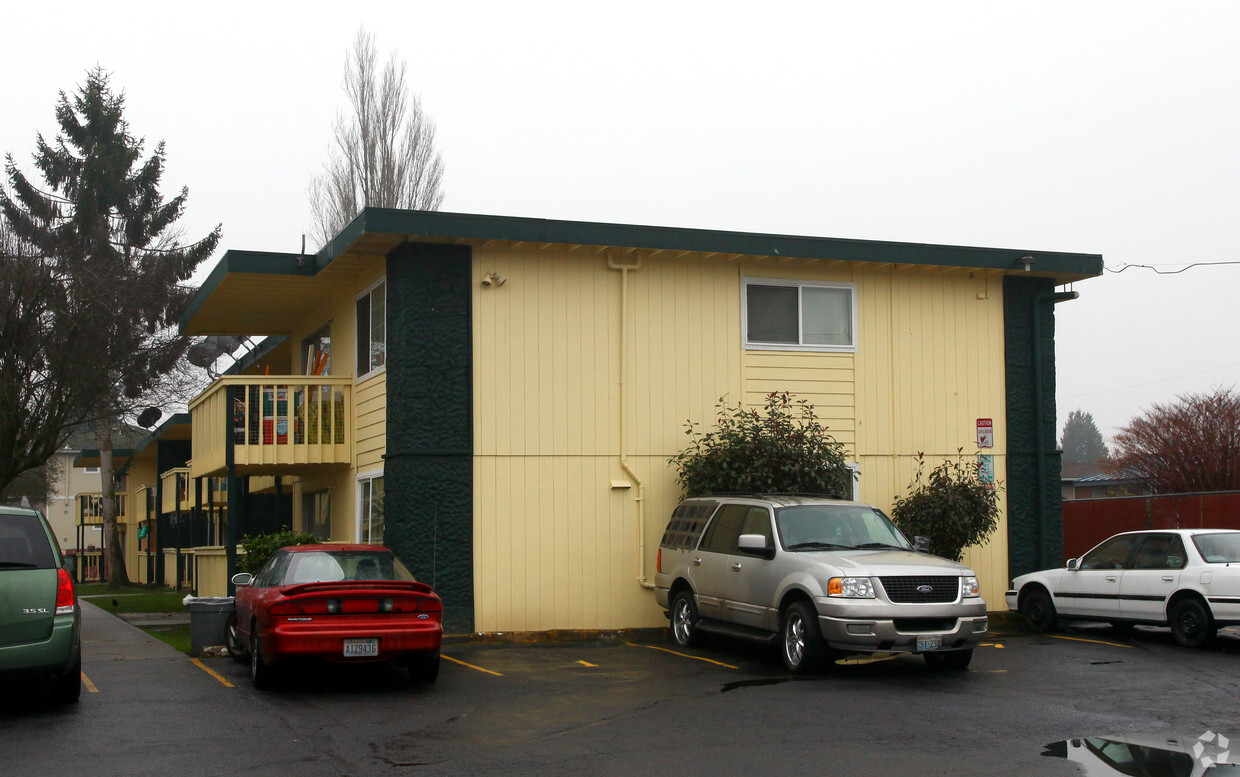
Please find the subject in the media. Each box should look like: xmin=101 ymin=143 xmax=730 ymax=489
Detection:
xmin=962 ymin=576 xmax=981 ymax=598
xmin=827 ymin=577 xmax=875 ymax=598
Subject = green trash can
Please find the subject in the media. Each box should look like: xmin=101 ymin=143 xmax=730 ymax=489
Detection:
xmin=185 ymin=596 xmax=235 ymax=657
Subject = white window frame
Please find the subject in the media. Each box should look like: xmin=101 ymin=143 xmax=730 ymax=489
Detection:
xmin=355 ymin=277 xmax=387 ymax=381
xmin=356 ymin=470 xmax=385 ymax=545
xmin=742 ymin=278 xmax=858 ymax=352
xmin=846 ymin=462 xmax=861 ymax=501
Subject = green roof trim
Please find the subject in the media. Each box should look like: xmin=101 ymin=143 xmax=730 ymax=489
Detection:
xmin=183 ymin=209 xmax=1103 ymax=332
xmin=180 ymin=250 xmax=313 ymax=332
xmin=74 ymin=413 xmax=193 ymax=465
xmin=318 ymin=208 xmax=1105 ymax=278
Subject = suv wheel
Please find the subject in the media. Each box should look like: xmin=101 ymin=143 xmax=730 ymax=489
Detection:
xmin=670 ymin=591 xmax=701 ymax=647
xmin=780 ymin=601 xmax=824 ymax=674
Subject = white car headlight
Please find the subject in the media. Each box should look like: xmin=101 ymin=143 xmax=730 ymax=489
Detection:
xmin=828 ymin=577 xmax=876 ymax=598
xmin=962 ymin=576 xmax=981 ymax=598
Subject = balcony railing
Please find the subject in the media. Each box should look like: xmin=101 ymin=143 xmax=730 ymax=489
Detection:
xmin=160 ymin=468 xmax=192 ymax=513
xmin=189 ymin=376 xmax=352 ymax=477
xmin=77 ymin=493 xmax=128 ymax=526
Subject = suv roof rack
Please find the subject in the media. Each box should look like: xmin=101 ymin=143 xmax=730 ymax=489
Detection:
xmin=702 ymin=492 xmax=845 ymax=499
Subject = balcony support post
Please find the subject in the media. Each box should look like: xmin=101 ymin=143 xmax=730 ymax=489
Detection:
xmin=226 ymin=385 xmax=239 ymax=595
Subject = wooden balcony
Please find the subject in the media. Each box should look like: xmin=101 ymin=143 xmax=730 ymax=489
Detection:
xmin=189 ymin=376 xmax=352 ymax=477
xmin=77 ymin=493 xmax=128 ymax=526
xmin=160 ymin=468 xmax=192 ymax=513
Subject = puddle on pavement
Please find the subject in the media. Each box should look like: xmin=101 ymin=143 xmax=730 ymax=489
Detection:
xmin=1043 ymin=734 xmax=1240 ymax=775
xmin=720 ymin=677 xmax=801 ymax=693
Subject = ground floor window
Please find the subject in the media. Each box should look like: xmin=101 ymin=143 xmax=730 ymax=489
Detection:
xmin=357 ymin=474 xmax=384 ymax=545
xmin=303 ymin=490 xmax=331 ymax=540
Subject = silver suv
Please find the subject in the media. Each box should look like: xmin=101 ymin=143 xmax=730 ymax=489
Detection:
xmin=654 ymin=495 xmax=987 ymax=672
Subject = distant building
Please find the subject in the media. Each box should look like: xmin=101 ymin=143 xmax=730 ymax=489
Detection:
xmin=1060 ymin=461 xmax=1148 ymax=500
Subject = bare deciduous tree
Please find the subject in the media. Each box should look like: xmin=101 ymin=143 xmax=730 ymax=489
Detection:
xmin=1111 ymin=386 xmax=1240 ymax=494
xmin=309 ymin=30 xmax=445 ymax=249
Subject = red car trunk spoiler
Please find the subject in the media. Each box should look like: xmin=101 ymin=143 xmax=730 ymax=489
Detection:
xmin=281 ymin=580 xmax=436 ymax=597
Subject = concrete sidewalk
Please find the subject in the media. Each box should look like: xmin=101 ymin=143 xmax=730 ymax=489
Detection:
xmin=79 ymin=600 xmax=188 ymax=663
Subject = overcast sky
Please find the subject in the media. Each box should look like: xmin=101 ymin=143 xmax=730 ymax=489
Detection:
xmin=6 ymin=1 xmax=1238 ymax=445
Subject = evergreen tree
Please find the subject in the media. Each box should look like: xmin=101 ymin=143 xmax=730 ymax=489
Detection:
xmin=0 ymin=68 xmax=220 ymax=584
xmin=1060 ymin=409 xmax=1109 ymax=464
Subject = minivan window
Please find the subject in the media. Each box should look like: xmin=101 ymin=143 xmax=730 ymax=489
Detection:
xmin=0 ymin=513 xmax=57 ymax=570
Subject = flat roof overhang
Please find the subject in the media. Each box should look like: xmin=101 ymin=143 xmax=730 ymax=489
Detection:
xmin=75 ymin=414 xmax=192 ymax=468
xmin=181 ymin=209 xmax=1105 ymax=337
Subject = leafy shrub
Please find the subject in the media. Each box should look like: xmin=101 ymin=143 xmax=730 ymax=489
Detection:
xmin=238 ymin=528 xmax=320 ymax=574
xmin=890 ymin=451 xmax=1001 ymax=562
xmin=669 ymin=392 xmax=852 ymax=498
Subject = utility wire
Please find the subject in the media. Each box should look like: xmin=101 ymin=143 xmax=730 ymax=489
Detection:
xmin=1106 ymin=261 xmax=1240 ymax=274
xmin=1061 ymin=361 xmax=1240 ymax=399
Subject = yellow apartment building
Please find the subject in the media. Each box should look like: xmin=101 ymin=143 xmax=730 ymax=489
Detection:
xmin=174 ymin=209 xmax=1102 ymax=634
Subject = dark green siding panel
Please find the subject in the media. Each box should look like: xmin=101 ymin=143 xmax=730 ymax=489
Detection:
xmin=384 ymin=242 xmax=474 ymax=634
xmin=1004 ymin=276 xmax=1064 ymax=579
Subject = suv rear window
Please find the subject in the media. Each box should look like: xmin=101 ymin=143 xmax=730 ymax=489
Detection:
xmin=0 ymin=513 xmax=57 ymax=570
xmin=660 ymin=503 xmax=716 ymax=550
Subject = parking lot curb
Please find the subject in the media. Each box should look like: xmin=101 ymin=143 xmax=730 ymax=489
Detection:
xmin=444 ymin=627 xmax=668 ymax=646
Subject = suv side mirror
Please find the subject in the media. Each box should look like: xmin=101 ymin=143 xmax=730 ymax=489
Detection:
xmin=737 ymin=533 xmax=775 ymax=559
xmin=62 ymin=556 xmax=76 ymax=575
xmin=1065 ymin=558 xmax=1080 ymax=571
xmin=914 ymin=536 xmax=931 ymax=554
xmin=231 ymin=572 xmax=254 ymax=587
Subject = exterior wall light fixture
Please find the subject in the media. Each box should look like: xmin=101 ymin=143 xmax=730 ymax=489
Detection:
xmin=481 ymin=271 xmax=507 ymax=288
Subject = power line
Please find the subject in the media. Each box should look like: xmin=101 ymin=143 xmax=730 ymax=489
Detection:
xmin=1061 ymin=362 xmax=1240 ymax=400
xmin=1106 ymin=261 xmax=1240 ymax=275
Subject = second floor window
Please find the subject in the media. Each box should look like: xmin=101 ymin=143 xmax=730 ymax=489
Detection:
xmin=356 ymin=279 xmax=386 ymax=378
xmin=743 ymin=279 xmax=856 ymax=351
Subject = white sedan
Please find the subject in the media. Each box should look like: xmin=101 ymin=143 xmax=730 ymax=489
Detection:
xmin=1005 ymin=529 xmax=1240 ymax=647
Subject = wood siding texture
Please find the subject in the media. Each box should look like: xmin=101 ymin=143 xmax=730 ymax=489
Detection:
xmin=473 ymin=249 xmax=1010 ymax=630
xmin=354 ymin=373 xmax=387 ymax=473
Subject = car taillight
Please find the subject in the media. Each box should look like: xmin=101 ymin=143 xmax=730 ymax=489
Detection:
xmin=657 ymin=548 xmax=662 ymax=574
xmin=56 ymin=568 xmax=76 ymax=615
xmin=269 ymin=600 xmax=302 ymax=616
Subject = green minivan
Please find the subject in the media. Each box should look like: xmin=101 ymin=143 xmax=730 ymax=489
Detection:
xmin=0 ymin=505 xmax=82 ymax=702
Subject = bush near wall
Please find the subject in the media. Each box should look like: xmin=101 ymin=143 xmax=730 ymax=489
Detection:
xmin=238 ymin=528 xmax=320 ymax=574
xmin=891 ymin=451 xmax=1001 ymax=562
xmin=669 ymin=392 xmax=852 ymax=499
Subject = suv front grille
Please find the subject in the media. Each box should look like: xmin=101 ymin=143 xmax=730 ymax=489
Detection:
xmin=879 ymin=576 xmax=959 ymax=604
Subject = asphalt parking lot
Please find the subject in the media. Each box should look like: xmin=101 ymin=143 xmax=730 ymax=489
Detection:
xmin=5 ymin=605 xmax=1240 ymax=776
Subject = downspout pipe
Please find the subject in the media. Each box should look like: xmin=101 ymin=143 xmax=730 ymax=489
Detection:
xmin=608 ymin=251 xmax=655 ymax=590
xmin=1031 ymin=289 xmax=1079 ymax=570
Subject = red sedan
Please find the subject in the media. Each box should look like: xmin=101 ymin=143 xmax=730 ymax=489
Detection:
xmin=226 ymin=544 xmax=442 ymax=688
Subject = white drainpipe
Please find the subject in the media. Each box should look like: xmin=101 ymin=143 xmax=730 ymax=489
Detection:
xmin=608 ymin=250 xmax=654 ymax=590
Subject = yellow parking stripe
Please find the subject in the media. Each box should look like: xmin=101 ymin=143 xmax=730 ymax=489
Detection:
xmin=577 ymin=660 xmax=597 ymax=667
xmin=442 ymin=654 xmax=503 ymax=676
xmin=81 ymin=671 xmax=99 ymax=693
xmin=627 ymin=642 xmax=739 ymax=669
xmin=1048 ymin=634 xmax=1132 ymax=649
xmin=190 ymin=659 xmax=236 ymax=688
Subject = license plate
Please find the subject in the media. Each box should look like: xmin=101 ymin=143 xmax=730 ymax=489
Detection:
xmin=916 ymin=636 xmax=942 ymax=652
xmin=343 ymin=638 xmax=379 ymax=658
